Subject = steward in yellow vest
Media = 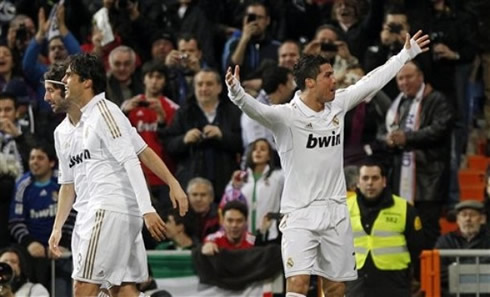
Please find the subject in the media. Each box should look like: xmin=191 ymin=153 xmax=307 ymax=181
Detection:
xmin=345 ymin=160 xmax=424 ymax=297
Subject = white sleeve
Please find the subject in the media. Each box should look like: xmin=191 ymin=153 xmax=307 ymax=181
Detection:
xmin=130 ymin=127 xmax=148 ymax=155
xmin=123 ymin=158 xmax=155 ymax=214
xmin=54 ymin=128 xmax=73 ymax=184
xmin=337 ymin=39 xmax=422 ymax=112
xmin=95 ymin=102 xmax=154 ymax=214
xmin=227 ymin=78 xmax=287 ymax=130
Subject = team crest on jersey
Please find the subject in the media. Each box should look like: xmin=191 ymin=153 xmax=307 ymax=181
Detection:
xmin=287 ymin=257 xmax=294 ymax=268
xmin=305 ymin=123 xmax=313 ymax=129
xmin=332 ymin=116 xmax=339 ymax=126
xmin=64 ymin=141 xmax=70 ymax=149
xmin=52 ymin=191 xmax=58 ymax=202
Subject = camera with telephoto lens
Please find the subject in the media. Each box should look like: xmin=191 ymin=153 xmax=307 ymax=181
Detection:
xmin=0 ymin=263 xmax=14 ymax=297
xmin=15 ymin=24 xmax=29 ymax=43
xmin=320 ymin=42 xmax=338 ymax=52
xmin=387 ymin=23 xmax=403 ymax=34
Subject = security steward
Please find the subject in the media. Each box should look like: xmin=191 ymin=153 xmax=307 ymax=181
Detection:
xmin=345 ymin=159 xmax=425 ymax=297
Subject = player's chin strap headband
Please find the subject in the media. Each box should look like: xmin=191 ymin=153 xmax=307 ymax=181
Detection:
xmin=44 ymin=80 xmax=66 ymax=86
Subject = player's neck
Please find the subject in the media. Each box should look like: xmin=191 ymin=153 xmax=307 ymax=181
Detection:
xmin=300 ymin=92 xmax=324 ymax=112
xmin=67 ymin=106 xmax=82 ymax=125
xmin=78 ymin=92 xmax=96 ymax=109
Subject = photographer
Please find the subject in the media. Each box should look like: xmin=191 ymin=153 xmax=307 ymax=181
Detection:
xmin=303 ymin=24 xmax=359 ymax=86
xmin=164 ymin=33 xmax=208 ymax=106
xmin=0 ymin=247 xmax=49 ymax=297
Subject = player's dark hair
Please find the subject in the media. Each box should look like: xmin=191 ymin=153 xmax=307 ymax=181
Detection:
xmin=44 ymin=62 xmax=67 ymax=97
xmin=66 ymin=53 xmax=106 ymax=95
xmin=293 ymin=54 xmax=331 ymax=91
xmin=222 ymin=200 xmax=248 ymax=218
xmin=262 ymin=66 xmax=291 ymax=94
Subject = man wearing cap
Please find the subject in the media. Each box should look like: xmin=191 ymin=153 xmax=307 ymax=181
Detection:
xmin=435 ymin=200 xmax=490 ymax=296
xmin=345 ymin=159 xmax=424 ymax=297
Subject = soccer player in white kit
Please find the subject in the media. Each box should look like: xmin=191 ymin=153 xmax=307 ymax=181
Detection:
xmin=226 ymin=31 xmax=430 ymax=297
xmin=45 ymin=55 xmax=183 ymax=297
xmin=44 ymin=62 xmax=188 ymax=296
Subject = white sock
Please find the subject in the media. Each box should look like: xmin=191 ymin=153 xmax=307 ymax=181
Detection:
xmin=285 ymin=293 xmax=306 ymax=297
xmin=138 ymin=293 xmax=148 ymax=297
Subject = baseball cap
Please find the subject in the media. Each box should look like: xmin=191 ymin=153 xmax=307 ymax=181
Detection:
xmin=151 ymin=31 xmax=176 ymax=48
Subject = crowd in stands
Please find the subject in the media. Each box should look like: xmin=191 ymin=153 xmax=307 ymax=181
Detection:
xmin=0 ymin=0 xmax=489 ymax=296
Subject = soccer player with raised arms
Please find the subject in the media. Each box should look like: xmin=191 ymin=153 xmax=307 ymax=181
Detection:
xmin=226 ymin=31 xmax=430 ymax=297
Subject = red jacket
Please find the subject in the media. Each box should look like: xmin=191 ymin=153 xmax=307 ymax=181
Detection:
xmin=204 ymin=230 xmax=255 ymax=250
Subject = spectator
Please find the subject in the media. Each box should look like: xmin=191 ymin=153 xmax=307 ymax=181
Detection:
xmin=8 ymin=143 xmax=73 ymax=295
xmin=435 ymin=200 xmax=490 ymax=297
xmin=303 ymin=24 xmax=359 ymax=86
xmin=382 ymin=61 xmax=453 ymax=249
xmin=163 ymin=69 xmax=242 ymax=200
xmin=0 ymin=247 xmax=49 ymax=297
xmin=150 ymin=31 xmax=176 ymax=65
xmin=342 ymin=65 xmax=391 ymax=166
xmin=0 ymin=152 xmax=21 ymax=249
xmin=105 ymin=45 xmax=144 ymax=106
xmin=121 ymin=60 xmax=179 ymax=207
xmin=329 ymin=0 xmax=385 ymax=64
xmin=241 ymin=66 xmax=295 ymax=150
xmin=22 ymin=5 xmax=81 ymax=111
xmin=345 ymin=159 xmax=424 ymax=297
xmin=157 ymin=210 xmax=195 ymax=250
xmin=6 ymin=14 xmax=35 ymax=64
xmin=183 ymin=177 xmax=220 ymax=243
xmin=164 ymin=33 xmax=207 ymax=106
xmin=201 ymin=200 xmax=255 ymax=255
xmin=222 ymin=1 xmax=280 ymax=79
xmin=225 ymin=139 xmax=284 ymax=241
xmin=0 ymin=92 xmax=36 ymax=174
xmin=278 ymin=40 xmax=301 ymax=70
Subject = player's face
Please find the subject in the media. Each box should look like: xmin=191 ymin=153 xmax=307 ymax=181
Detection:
xmin=29 ymin=149 xmax=54 ymax=180
xmin=357 ymin=166 xmax=386 ymax=200
xmin=194 ymin=72 xmax=222 ymax=105
xmin=313 ymin=63 xmax=336 ymax=103
xmin=223 ymin=209 xmax=247 ymax=243
xmin=457 ymin=209 xmax=485 ymax=237
xmin=278 ymin=42 xmax=300 ymax=70
xmin=396 ymin=63 xmax=424 ymax=98
xmin=44 ymin=82 xmax=69 ymax=113
xmin=188 ymin=183 xmax=213 ymax=214
xmin=62 ymin=66 xmax=83 ymax=104
xmin=251 ymin=140 xmax=271 ymax=166
xmin=144 ymin=71 xmax=166 ymax=97
xmin=0 ymin=252 xmax=20 ymax=277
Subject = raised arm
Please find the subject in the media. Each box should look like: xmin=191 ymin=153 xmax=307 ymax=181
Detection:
xmin=339 ymin=30 xmax=430 ymax=112
xmin=225 ymin=65 xmax=287 ymax=129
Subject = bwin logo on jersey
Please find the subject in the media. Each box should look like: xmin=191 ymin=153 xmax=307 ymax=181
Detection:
xmin=69 ymin=150 xmax=91 ymax=168
xmin=306 ymin=132 xmax=340 ymax=148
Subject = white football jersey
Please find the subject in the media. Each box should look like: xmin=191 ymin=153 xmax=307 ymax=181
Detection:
xmin=229 ymin=49 xmax=412 ymax=213
xmin=54 ymin=111 xmax=147 ymax=215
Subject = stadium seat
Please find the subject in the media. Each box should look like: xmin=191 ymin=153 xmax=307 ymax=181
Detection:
xmin=467 ymin=155 xmax=490 ymax=171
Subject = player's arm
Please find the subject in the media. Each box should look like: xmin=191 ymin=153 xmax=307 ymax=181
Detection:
xmin=49 ymin=183 xmax=75 ymax=258
xmin=339 ymin=30 xmax=430 ymax=111
xmin=138 ymin=147 xmax=188 ymax=216
xmin=226 ymin=65 xmax=287 ymax=130
xmin=96 ymin=104 xmax=166 ymax=241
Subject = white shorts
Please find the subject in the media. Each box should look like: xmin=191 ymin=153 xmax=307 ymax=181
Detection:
xmin=71 ymin=209 xmax=148 ymax=286
xmin=279 ymin=200 xmax=358 ymax=281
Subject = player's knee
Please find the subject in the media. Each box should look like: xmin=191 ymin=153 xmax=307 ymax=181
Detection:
xmin=322 ymin=280 xmax=345 ymax=297
xmin=287 ymin=275 xmax=310 ymax=295
xmin=73 ymin=281 xmax=100 ymax=297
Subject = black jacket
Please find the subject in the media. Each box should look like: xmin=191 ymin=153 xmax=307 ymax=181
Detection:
xmin=162 ymin=98 xmax=242 ymax=201
xmin=346 ymin=188 xmax=424 ymax=297
xmin=381 ymin=85 xmax=453 ymax=202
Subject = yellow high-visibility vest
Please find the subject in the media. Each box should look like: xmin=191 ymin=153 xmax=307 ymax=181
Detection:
xmin=347 ymin=194 xmax=410 ymax=270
